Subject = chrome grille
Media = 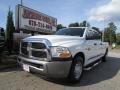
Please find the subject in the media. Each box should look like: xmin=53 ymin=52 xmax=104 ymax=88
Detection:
xmin=31 ymin=42 xmax=48 ymax=59
xmin=21 ymin=42 xmax=28 ymax=56
xmin=21 ymin=42 xmax=28 ymax=47
xmin=21 ymin=47 xmax=28 ymax=55
xmin=31 ymin=50 xmax=47 ymax=58
xmin=31 ymin=43 xmax=46 ymax=49
xmin=20 ymin=42 xmax=49 ymax=60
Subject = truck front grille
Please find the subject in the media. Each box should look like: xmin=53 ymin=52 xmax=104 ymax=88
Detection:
xmin=31 ymin=43 xmax=46 ymax=49
xmin=32 ymin=50 xmax=47 ymax=58
xmin=21 ymin=42 xmax=28 ymax=47
xmin=21 ymin=48 xmax=28 ymax=55
xmin=20 ymin=42 xmax=49 ymax=60
xmin=21 ymin=42 xmax=28 ymax=56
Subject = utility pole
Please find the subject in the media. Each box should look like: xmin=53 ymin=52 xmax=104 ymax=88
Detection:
xmin=86 ymin=21 xmax=87 ymax=27
xmin=108 ymin=19 xmax=112 ymax=47
xmin=20 ymin=0 xmax=23 ymax=40
xmin=110 ymin=27 xmax=112 ymax=46
xmin=102 ymin=17 xmax=105 ymax=42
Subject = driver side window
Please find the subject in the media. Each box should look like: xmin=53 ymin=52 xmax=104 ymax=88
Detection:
xmin=86 ymin=29 xmax=101 ymax=40
xmin=86 ymin=30 xmax=94 ymax=40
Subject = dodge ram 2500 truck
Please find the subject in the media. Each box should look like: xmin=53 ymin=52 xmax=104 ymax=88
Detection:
xmin=18 ymin=27 xmax=108 ymax=82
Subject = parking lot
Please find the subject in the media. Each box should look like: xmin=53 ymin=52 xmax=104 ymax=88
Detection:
xmin=0 ymin=51 xmax=120 ymax=90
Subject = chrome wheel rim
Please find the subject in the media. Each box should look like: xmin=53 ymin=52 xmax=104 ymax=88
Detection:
xmin=74 ymin=61 xmax=82 ymax=79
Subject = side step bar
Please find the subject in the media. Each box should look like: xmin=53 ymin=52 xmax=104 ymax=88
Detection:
xmin=84 ymin=59 xmax=102 ymax=70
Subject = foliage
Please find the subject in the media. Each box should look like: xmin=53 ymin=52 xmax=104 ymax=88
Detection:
xmin=68 ymin=22 xmax=79 ymax=27
xmin=79 ymin=20 xmax=90 ymax=27
xmin=116 ymin=33 xmax=120 ymax=45
xmin=6 ymin=8 xmax=15 ymax=54
xmin=104 ymin=22 xmax=117 ymax=45
xmin=57 ymin=24 xmax=66 ymax=30
xmin=68 ymin=20 xmax=90 ymax=27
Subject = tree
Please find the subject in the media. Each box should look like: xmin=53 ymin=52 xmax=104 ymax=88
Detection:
xmin=6 ymin=8 xmax=15 ymax=54
xmin=79 ymin=20 xmax=90 ymax=27
xmin=116 ymin=33 xmax=120 ymax=45
xmin=68 ymin=20 xmax=90 ymax=27
xmin=57 ymin=24 xmax=66 ymax=30
xmin=68 ymin=22 xmax=79 ymax=27
xmin=104 ymin=22 xmax=117 ymax=45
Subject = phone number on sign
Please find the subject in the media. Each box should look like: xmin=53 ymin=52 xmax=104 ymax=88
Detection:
xmin=29 ymin=20 xmax=52 ymax=30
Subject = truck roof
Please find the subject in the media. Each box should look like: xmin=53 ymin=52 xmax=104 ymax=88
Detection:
xmin=68 ymin=27 xmax=87 ymax=29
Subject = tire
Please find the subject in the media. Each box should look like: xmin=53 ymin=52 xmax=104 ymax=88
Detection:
xmin=68 ymin=56 xmax=83 ymax=83
xmin=102 ymin=49 xmax=108 ymax=62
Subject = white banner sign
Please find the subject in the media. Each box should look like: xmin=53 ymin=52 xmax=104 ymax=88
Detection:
xmin=15 ymin=5 xmax=57 ymax=33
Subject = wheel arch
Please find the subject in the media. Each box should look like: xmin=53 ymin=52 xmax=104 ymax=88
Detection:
xmin=73 ymin=52 xmax=85 ymax=65
xmin=106 ymin=48 xmax=108 ymax=52
xmin=105 ymin=48 xmax=108 ymax=55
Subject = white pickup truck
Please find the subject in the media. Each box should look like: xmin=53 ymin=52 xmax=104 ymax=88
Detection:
xmin=18 ymin=27 xmax=108 ymax=82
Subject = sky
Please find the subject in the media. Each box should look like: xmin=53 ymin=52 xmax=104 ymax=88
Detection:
xmin=0 ymin=0 xmax=120 ymax=32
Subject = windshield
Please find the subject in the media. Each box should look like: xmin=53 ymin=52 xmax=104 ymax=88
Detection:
xmin=55 ymin=28 xmax=85 ymax=37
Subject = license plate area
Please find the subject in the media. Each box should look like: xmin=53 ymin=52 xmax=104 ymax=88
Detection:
xmin=23 ymin=64 xmax=30 ymax=72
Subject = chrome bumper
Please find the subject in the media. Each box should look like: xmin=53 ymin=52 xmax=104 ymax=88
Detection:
xmin=18 ymin=56 xmax=72 ymax=78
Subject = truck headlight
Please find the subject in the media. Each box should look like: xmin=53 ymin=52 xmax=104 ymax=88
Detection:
xmin=51 ymin=46 xmax=72 ymax=58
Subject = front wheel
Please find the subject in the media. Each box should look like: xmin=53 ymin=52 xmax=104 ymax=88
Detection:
xmin=68 ymin=56 xmax=83 ymax=83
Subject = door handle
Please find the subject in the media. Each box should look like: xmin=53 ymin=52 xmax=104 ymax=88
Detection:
xmin=100 ymin=43 xmax=103 ymax=45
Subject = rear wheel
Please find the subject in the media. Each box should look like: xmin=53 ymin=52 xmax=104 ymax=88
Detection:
xmin=68 ymin=56 xmax=83 ymax=83
xmin=102 ymin=49 xmax=108 ymax=62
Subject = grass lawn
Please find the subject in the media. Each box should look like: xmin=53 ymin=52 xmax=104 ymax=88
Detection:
xmin=110 ymin=45 xmax=120 ymax=53
xmin=115 ymin=45 xmax=120 ymax=49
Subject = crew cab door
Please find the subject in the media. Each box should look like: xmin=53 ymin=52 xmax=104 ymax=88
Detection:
xmin=85 ymin=29 xmax=101 ymax=65
xmin=94 ymin=30 xmax=104 ymax=56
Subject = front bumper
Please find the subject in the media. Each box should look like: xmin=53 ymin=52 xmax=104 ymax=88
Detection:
xmin=18 ymin=56 xmax=72 ymax=78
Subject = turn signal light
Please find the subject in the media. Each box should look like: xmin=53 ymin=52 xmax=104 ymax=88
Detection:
xmin=59 ymin=51 xmax=71 ymax=58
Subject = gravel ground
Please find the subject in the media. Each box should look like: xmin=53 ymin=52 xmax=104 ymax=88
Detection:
xmin=0 ymin=51 xmax=120 ymax=90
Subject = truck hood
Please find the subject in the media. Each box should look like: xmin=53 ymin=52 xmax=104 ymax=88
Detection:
xmin=23 ymin=35 xmax=83 ymax=46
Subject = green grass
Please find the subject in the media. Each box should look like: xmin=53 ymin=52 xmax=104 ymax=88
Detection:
xmin=115 ymin=45 xmax=120 ymax=49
